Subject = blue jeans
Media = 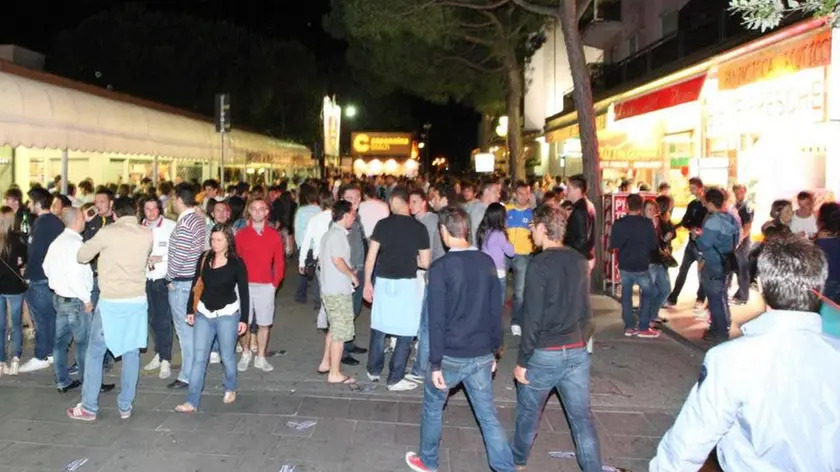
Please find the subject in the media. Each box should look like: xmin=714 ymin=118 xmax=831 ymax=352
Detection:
xmin=81 ymin=309 xmax=140 ymax=414
xmin=343 ymin=269 xmax=365 ymax=355
xmin=146 ymin=279 xmax=173 ymax=361
xmin=26 ymin=280 xmax=55 ymax=360
xmin=727 ymin=240 xmax=752 ymax=302
xmin=186 ymin=313 xmax=239 ymax=409
xmin=52 ymin=296 xmax=91 ymax=389
xmin=513 ymin=348 xmax=602 ymax=471
xmin=498 ymin=276 xmax=506 ymax=306
xmin=510 ymin=255 xmax=531 ymax=326
xmin=295 ymin=273 xmax=310 ymax=302
xmin=419 ymin=354 xmax=515 ymax=472
xmin=649 ymin=264 xmax=671 ymax=312
xmin=169 ymin=280 xmax=194 ymax=383
xmin=619 ymin=270 xmax=654 ymax=331
xmin=367 ymin=328 xmax=413 ymax=385
xmin=0 ymin=293 xmax=24 ymax=362
xmin=409 ymin=290 xmax=429 ymax=378
xmin=701 ymin=271 xmax=730 ymax=337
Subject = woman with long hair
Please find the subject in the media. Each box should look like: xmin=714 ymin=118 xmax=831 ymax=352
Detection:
xmin=761 ymin=199 xmax=794 ymax=234
xmin=0 ymin=206 xmax=27 ymax=375
xmin=815 ymin=202 xmax=840 ymax=303
xmin=175 ymin=224 xmax=249 ymax=412
xmin=477 ymin=203 xmax=514 ymax=305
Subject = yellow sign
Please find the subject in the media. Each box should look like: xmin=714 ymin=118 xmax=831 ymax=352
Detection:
xmin=545 ymin=113 xmax=607 ymax=143
xmin=351 ymin=132 xmax=412 ymax=156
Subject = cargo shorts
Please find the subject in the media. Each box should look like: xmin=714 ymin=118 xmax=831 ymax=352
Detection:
xmin=322 ymin=294 xmax=354 ymax=343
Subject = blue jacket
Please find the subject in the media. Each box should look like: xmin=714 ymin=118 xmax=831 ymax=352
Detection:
xmin=696 ymin=211 xmax=740 ymax=277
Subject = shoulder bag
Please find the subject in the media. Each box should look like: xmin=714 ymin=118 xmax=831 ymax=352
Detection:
xmin=0 ymin=253 xmax=27 ymax=290
xmin=191 ymin=251 xmax=210 ymax=313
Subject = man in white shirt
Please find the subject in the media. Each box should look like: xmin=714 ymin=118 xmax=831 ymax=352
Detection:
xmin=298 ymin=194 xmax=335 ymax=277
xmin=358 ymin=184 xmax=390 ymax=240
xmin=139 ymin=196 xmax=177 ymax=379
xmin=42 ymin=207 xmax=98 ymax=393
xmin=651 ymin=237 xmax=840 ymax=471
xmin=790 ymin=190 xmax=818 ymax=239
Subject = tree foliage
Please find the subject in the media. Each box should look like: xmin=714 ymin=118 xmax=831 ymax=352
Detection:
xmin=326 ymin=0 xmax=548 ymax=178
xmin=729 ymin=0 xmax=838 ymax=31
xmin=50 ymin=3 xmax=324 ymax=144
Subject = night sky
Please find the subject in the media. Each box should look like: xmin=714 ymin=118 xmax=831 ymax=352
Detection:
xmin=1 ymin=0 xmax=480 ymax=170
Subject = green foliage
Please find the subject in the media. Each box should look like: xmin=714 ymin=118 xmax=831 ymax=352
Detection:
xmin=326 ymin=0 xmax=547 ymax=114
xmin=50 ymin=3 xmax=324 ymax=144
xmin=730 ymin=0 xmax=839 ymax=31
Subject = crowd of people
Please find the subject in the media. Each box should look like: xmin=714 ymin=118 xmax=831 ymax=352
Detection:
xmin=0 ymin=170 xmax=837 ymax=471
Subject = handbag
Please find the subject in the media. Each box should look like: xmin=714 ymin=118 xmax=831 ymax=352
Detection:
xmin=191 ymin=252 xmax=210 ymax=313
xmin=304 ymin=248 xmax=317 ymax=279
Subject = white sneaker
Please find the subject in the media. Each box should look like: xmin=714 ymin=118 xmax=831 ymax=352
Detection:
xmin=404 ymin=373 xmax=424 ymax=384
xmin=144 ymin=354 xmax=161 ymax=371
xmin=366 ymin=371 xmax=381 ymax=382
xmin=18 ymin=357 xmax=51 ymax=373
xmin=237 ymin=352 xmax=252 ymax=372
xmin=388 ymin=379 xmax=418 ymax=392
xmin=47 ymin=355 xmax=54 ymax=365
xmin=253 ymin=356 xmax=274 ymax=372
xmin=235 ymin=343 xmax=243 ymax=354
xmin=209 ymin=352 xmax=221 ymax=364
xmin=159 ymin=360 xmax=171 ymax=379
xmin=8 ymin=357 xmax=19 ymax=375
xmin=511 ymin=325 xmax=522 ymax=336
xmin=0 ymin=362 xmax=6 ymax=376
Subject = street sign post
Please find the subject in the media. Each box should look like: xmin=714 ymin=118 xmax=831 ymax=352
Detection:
xmin=215 ymin=94 xmax=230 ymax=187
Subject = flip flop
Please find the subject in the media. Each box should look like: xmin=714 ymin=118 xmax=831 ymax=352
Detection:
xmin=328 ymin=376 xmax=356 ymax=385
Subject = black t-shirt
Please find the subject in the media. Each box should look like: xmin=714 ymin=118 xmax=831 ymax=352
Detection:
xmin=371 ymin=214 xmax=430 ymax=279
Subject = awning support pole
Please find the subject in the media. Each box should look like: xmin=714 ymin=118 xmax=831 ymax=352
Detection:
xmin=60 ymin=148 xmax=69 ymax=194
xmin=153 ymin=155 xmax=159 ymax=186
xmin=220 ymin=133 xmax=226 ymax=189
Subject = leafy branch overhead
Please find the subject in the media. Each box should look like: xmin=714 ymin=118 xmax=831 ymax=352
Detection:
xmin=729 ymin=0 xmax=839 ymax=31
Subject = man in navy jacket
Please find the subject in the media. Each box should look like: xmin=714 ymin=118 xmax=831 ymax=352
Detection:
xmin=404 ymin=206 xmax=514 ymax=472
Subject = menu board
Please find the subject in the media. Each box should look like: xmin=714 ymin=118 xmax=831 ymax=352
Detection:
xmin=602 ymin=192 xmax=657 ymax=296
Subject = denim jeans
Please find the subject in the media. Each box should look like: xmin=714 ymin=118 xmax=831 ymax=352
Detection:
xmin=649 ymin=264 xmax=671 ymax=312
xmin=81 ymin=309 xmax=140 ymax=414
xmin=26 ymin=280 xmax=55 ymax=360
xmin=702 ymin=271 xmax=730 ymax=337
xmin=0 ymin=293 xmax=24 ymax=362
xmin=510 ymin=254 xmax=531 ymax=326
xmin=52 ymin=296 xmax=91 ymax=389
xmin=419 ymin=354 xmax=515 ymax=471
xmin=367 ymin=328 xmax=413 ymax=385
xmin=146 ymin=279 xmax=173 ymax=361
xmin=409 ymin=290 xmax=429 ymax=378
xmin=169 ymin=280 xmax=194 ymax=383
xmin=186 ymin=313 xmax=239 ymax=409
xmin=344 ymin=269 xmax=365 ymax=355
xmin=497 ymin=277 xmax=506 ymax=306
xmin=668 ymin=241 xmax=706 ymax=304
xmin=295 ymin=273 xmax=310 ymax=302
xmin=727 ymin=240 xmax=752 ymax=302
xmin=512 ymin=348 xmax=602 ymax=471
xmin=619 ymin=270 xmax=654 ymax=331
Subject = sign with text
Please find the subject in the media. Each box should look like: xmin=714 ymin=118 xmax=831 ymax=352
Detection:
xmin=351 ymin=132 xmax=412 ymax=157
xmin=602 ymin=192 xmax=657 ymax=296
xmin=322 ymin=96 xmax=341 ymax=157
xmin=706 ymin=66 xmax=827 ymax=136
xmin=614 ymin=75 xmax=706 ymax=121
xmin=718 ymin=29 xmax=831 ymax=90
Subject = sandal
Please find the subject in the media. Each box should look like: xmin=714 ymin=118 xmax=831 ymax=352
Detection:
xmin=174 ymin=403 xmax=197 ymax=413
xmin=223 ymin=392 xmax=237 ymax=404
xmin=328 ymin=376 xmax=356 ymax=385
xmin=317 ymin=368 xmax=329 ymax=375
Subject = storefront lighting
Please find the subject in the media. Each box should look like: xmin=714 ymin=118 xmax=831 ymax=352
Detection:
xmin=418 ymin=142 xmax=425 ymax=149
xmin=496 ymin=116 xmax=509 ymax=137
xmin=345 ymin=105 xmax=357 ymax=118
xmin=384 ymin=159 xmax=399 ymax=173
xmin=368 ymin=159 xmax=383 ymax=175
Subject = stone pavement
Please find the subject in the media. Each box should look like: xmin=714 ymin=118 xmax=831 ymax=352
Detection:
xmin=0 ymin=267 xmax=703 ymax=472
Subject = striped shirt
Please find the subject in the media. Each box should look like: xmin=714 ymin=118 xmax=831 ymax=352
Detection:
xmin=167 ymin=208 xmax=206 ymax=280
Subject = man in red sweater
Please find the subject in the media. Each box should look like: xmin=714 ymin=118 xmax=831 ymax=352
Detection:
xmin=234 ymin=198 xmax=285 ymax=372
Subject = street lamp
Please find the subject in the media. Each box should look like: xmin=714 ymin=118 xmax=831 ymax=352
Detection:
xmin=345 ymin=105 xmax=358 ymax=119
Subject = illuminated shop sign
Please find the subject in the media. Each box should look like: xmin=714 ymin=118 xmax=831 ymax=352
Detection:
xmin=351 ymin=132 xmax=412 ymax=156
xmin=707 ymin=67 xmax=826 ymax=136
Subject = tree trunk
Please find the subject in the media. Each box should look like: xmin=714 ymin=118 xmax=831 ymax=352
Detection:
xmin=559 ymin=0 xmax=604 ymax=289
xmin=477 ymin=113 xmax=494 ymax=152
xmin=503 ymin=55 xmax=526 ymax=181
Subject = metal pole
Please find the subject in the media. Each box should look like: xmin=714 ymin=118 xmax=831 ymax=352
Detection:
xmin=220 ymin=132 xmax=225 ymax=189
xmin=60 ymin=148 xmax=68 ymax=194
xmin=153 ymin=156 xmax=159 ymax=186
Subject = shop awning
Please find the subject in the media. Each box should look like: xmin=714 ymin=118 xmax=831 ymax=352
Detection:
xmin=614 ymin=74 xmax=707 ymax=121
xmin=0 ymin=70 xmax=220 ymax=160
xmin=0 ymin=67 xmax=312 ymax=163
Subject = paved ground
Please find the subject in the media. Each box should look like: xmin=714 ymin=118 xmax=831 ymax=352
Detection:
xmin=0 ymin=267 xmax=703 ymax=472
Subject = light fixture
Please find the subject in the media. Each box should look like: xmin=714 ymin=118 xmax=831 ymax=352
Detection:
xmin=495 ymin=116 xmax=508 ymax=137
xmin=418 ymin=142 xmax=425 ymax=149
xmin=345 ymin=105 xmax=357 ymax=118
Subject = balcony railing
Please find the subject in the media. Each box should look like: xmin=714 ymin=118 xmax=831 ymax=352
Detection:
xmin=578 ymin=0 xmax=622 ymax=31
xmin=562 ymin=10 xmax=805 ymax=107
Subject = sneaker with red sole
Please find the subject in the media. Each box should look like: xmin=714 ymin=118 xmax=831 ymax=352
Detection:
xmin=406 ymin=452 xmax=434 ymax=472
xmin=624 ymin=329 xmax=638 ymax=337
xmin=637 ymin=329 xmax=661 ymax=339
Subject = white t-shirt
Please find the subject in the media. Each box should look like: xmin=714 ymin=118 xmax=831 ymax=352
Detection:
xmin=358 ymin=199 xmax=390 ymax=239
xmin=790 ymin=213 xmax=818 ymax=238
